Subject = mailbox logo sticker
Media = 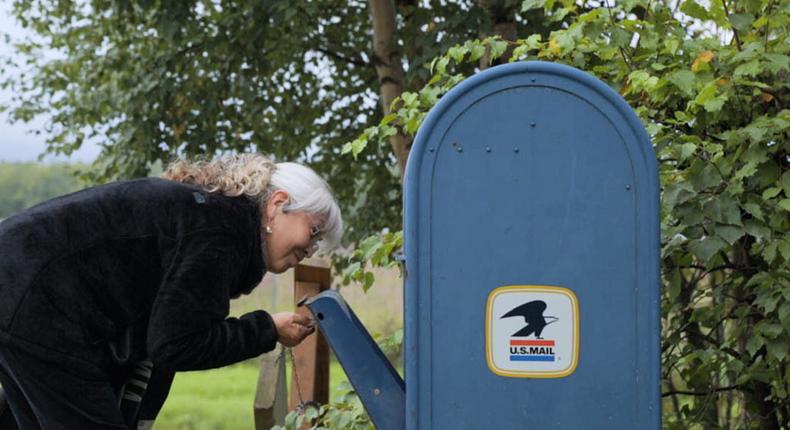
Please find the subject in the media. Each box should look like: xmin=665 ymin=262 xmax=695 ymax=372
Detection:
xmin=486 ymin=286 xmax=579 ymax=378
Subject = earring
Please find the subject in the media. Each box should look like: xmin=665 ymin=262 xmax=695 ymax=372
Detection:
xmin=265 ymin=225 xmax=273 ymax=234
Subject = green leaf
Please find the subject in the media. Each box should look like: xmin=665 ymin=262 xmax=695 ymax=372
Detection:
xmin=362 ymin=271 xmax=374 ymax=292
xmin=550 ymin=31 xmax=576 ymax=53
xmin=304 ymin=404 xmax=320 ymax=421
xmin=763 ymin=240 xmax=779 ymax=262
xmin=763 ymin=187 xmax=782 ymax=199
xmin=381 ymin=125 xmax=397 ymax=138
xmin=755 ymin=287 xmax=780 ymax=312
xmin=764 ymin=54 xmax=790 ymax=73
xmin=715 ymin=224 xmax=744 ymax=245
xmin=779 ymin=172 xmax=790 ymax=197
xmin=779 ymin=199 xmax=790 ymax=212
xmin=746 ymin=335 xmax=766 ymax=358
xmin=664 ymin=181 xmax=696 ymax=207
xmin=694 ymin=82 xmax=717 ymax=107
xmin=468 ymin=42 xmax=486 ymax=61
xmin=744 ymin=219 xmax=770 ymax=239
xmin=358 ymin=235 xmax=381 ymax=260
xmin=285 ymin=411 xmax=299 ymax=430
xmin=676 ymin=142 xmax=697 ymax=161
xmin=759 ymin=322 xmax=784 ymax=338
xmin=779 ymin=240 xmax=790 ymax=261
xmin=521 ymin=0 xmax=546 ymax=11
xmin=401 ymin=92 xmax=418 ymax=106
xmin=524 ymin=34 xmax=542 ymax=50
xmin=667 ymin=70 xmax=696 ymax=97
xmin=351 ymin=137 xmax=367 ymax=158
xmin=447 ymin=45 xmax=467 ymax=62
xmin=779 ymin=303 xmax=790 ymax=325
xmin=767 ymin=338 xmax=789 ymax=361
xmin=734 ymin=60 xmax=761 ymax=78
xmin=664 ymin=38 xmax=680 ymax=55
xmin=689 ymin=236 xmax=727 ymax=261
xmin=380 ymin=113 xmax=397 ymax=125
xmin=490 ymin=40 xmax=508 ymax=60
xmin=419 ymin=86 xmax=441 ymax=105
xmin=610 ymin=27 xmax=631 ymax=48
xmin=681 ymin=1 xmax=710 ymax=20
xmin=728 ymin=13 xmax=755 ymax=32
xmin=691 ymin=164 xmax=722 ymax=190
xmin=703 ymin=194 xmax=742 ymax=225
xmin=704 ymin=97 xmax=727 ymax=112
xmin=733 ymin=161 xmax=759 ymax=183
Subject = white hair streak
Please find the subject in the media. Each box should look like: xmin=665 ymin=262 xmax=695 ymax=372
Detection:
xmin=164 ymin=154 xmax=344 ymax=250
xmin=272 ymin=162 xmax=344 ymax=249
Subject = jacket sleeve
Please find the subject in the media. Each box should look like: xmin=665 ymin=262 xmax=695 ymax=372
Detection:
xmin=146 ymin=230 xmax=278 ymax=371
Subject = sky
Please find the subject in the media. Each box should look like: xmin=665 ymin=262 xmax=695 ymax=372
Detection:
xmin=0 ymin=3 xmax=100 ymax=163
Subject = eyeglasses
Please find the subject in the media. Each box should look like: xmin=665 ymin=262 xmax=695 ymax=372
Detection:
xmin=308 ymin=225 xmax=323 ymax=252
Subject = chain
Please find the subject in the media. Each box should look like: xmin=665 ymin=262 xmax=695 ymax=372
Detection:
xmin=288 ymin=347 xmax=307 ymax=412
xmin=289 ymin=348 xmax=321 ymax=417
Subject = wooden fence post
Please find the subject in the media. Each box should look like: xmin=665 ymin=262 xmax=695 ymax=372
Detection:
xmin=289 ymin=264 xmax=331 ymax=410
xmin=253 ymin=344 xmax=288 ymax=429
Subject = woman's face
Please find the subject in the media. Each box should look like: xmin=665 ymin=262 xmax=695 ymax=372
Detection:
xmin=262 ymin=190 xmax=324 ymax=273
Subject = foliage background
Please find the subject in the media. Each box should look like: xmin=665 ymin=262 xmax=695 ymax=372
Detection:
xmin=2 ymin=0 xmax=789 ymax=428
xmin=0 ymin=162 xmax=82 ymax=217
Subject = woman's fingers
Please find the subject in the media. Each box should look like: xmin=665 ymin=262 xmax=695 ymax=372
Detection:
xmin=293 ymin=313 xmax=315 ymax=328
xmin=272 ymin=312 xmax=316 ymax=347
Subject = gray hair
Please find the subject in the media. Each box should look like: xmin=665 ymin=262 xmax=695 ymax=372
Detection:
xmin=164 ymin=154 xmax=343 ymax=250
xmin=271 ymin=162 xmax=343 ymax=249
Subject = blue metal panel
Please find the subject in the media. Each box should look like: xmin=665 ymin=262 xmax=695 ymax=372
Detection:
xmin=303 ymin=291 xmax=405 ymax=430
xmin=404 ymin=62 xmax=660 ymax=428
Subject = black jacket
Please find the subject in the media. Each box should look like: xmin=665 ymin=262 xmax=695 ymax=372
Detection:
xmin=0 ymin=178 xmax=278 ymax=375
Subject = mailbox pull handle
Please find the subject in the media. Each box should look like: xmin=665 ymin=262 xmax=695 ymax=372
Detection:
xmin=304 ymin=290 xmax=405 ymax=430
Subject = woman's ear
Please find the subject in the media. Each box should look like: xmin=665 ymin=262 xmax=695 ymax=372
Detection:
xmin=266 ymin=190 xmax=290 ymax=220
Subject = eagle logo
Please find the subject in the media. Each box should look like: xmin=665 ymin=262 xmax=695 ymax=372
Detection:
xmin=501 ymin=300 xmax=559 ymax=339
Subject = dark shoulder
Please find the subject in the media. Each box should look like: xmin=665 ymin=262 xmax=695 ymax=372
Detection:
xmin=111 ymin=178 xmax=260 ymax=236
xmin=1 ymin=177 xmax=259 ymax=239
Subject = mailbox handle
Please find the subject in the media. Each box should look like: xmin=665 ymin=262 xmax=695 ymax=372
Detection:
xmin=304 ymin=290 xmax=405 ymax=430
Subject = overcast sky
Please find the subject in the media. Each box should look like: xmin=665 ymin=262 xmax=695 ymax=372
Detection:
xmin=0 ymin=4 xmax=100 ymax=163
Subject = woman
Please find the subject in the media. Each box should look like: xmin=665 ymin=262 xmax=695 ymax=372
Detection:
xmin=0 ymin=154 xmax=342 ymax=429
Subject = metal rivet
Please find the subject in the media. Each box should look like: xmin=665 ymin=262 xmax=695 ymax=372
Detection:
xmin=373 ymin=388 xmax=381 ymax=396
xmin=485 ymin=146 xmax=491 ymax=152
xmin=531 ymin=78 xmax=536 ymax=83
xmin=451 ymin=142 xmax=463 ymax=152
xmin=625 ymin=184 xmax=632 ymax=190
xmin=514 ymin=147 xmax=519 ymax=153
xmin=530 ymin=122 xmax=536 ymax=127
xmin=429 ymin=147 xmax=435 ymax=153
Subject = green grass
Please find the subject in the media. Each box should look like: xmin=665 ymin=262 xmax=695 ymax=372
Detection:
xmin=154 ymin=359 xmax=351 ymax=430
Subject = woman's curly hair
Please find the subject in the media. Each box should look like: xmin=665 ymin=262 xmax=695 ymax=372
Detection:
xmin=163 ymin=154 xmax=276 ymax=198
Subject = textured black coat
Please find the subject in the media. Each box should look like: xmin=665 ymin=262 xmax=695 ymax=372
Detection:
xmin=0 ymin=178 xmax=278 ymax=376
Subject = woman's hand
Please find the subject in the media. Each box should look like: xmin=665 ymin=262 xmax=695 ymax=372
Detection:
xmin=271 ymin=312 xmax=316 ymax=347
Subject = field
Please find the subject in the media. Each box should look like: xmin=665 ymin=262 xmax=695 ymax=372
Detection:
xmin=155 ymin=359 xmax=350 ymax=430
xmin=154 ymin=261 xmax=402 ymax=429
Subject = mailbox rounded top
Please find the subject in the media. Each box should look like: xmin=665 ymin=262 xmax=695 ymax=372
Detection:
xmin=404 ymin=61 xmax=656 ymax=189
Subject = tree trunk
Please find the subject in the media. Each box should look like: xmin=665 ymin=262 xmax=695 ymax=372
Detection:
xmin=733 ymin=239 xmax=782 ymax=430
xmin=477 ymin=0 xmax=518 ymax=69
xmin=368 ymin=0 xmax=411 ymax=179
xmin=677 ymin=274 xmax=720 ymax=427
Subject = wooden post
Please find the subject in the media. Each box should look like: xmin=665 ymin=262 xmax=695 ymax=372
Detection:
xmin=289 ymin=264 xmax=331 ymax=411
xmin=253 ymin=344 xmax=288 ymax=429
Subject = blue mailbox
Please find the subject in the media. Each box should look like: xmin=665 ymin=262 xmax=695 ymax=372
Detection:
xmin=307 ymin=61 xmax=660 ymax=429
